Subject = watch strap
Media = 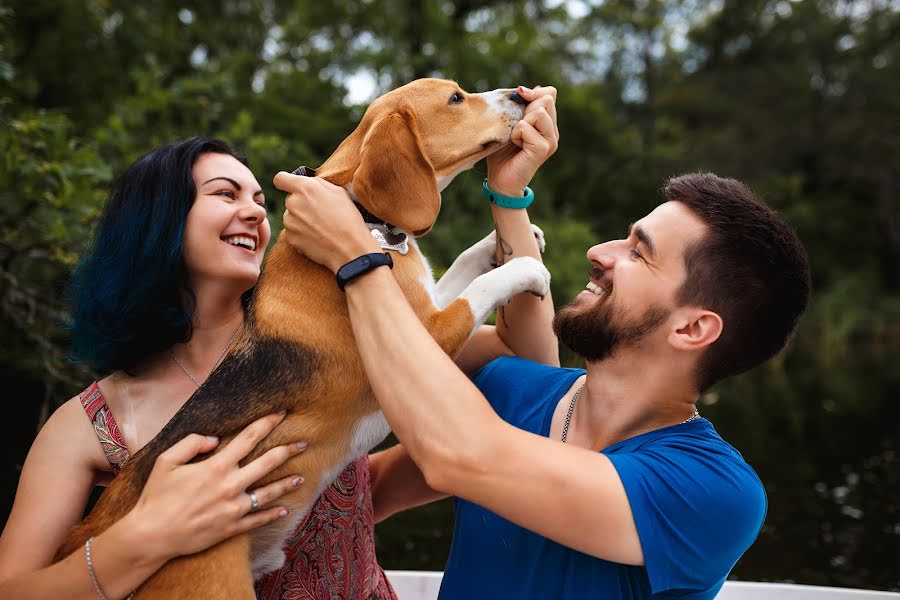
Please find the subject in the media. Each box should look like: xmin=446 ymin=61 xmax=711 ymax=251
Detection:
xmin=482 ymin=179 xmax=534 ymax=209
xmin=335 ymin=252 xmax=393 ymax=291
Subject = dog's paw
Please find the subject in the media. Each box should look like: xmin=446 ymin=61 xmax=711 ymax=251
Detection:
xmin=458 ymin=229 xmax=501 ymax=273
xmin=531 ymin=224 xmax=546 ymax=254
xmin=460 ymin=256 xmax=551 ymax=327
xmin=495 ymin=256 xmax=551 ymax=302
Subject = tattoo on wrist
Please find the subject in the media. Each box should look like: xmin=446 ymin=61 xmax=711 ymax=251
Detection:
xmin=493 ymin=227 xmax=514 ymax=328
xmin=491 ymin=230 xmax=514 ymax=269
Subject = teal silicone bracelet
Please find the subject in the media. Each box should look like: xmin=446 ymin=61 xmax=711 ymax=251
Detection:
xmin=483 ymin=179 xmax=534 ymax=209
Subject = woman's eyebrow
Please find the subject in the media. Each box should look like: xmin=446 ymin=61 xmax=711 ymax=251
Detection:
xmin=202 ymin=176 xmax=241 ymax=189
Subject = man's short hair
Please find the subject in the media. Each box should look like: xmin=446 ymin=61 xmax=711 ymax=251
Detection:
xmin=665 ymin=173 xmax=811 ymax=391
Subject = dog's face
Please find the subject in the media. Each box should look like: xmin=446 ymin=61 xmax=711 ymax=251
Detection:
xmin=318 ymin=78 xmax=527 ymax=236
xmin=368 ymin=78 xmax=526 ymax=190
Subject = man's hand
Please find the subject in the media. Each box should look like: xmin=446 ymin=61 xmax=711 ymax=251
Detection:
xmin=274 ymin=172 xmax=380 ymax=273
xmin=486 ymin=85 xmax=559 ymax=197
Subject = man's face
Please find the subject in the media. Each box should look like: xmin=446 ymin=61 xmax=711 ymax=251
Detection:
xmin=553 ymin=201 xmax=708 ymax=361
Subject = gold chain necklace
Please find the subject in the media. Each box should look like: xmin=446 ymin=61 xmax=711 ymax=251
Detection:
xmin=170 ymin=324 xmax=242 ymax=387
xmin=560 ymin=382 xmax=701 ymax=443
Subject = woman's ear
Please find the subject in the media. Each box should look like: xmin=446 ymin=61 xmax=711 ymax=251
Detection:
xmin=353 ymin=107 xmax=440 ymax=234
xmin=669 ymin=309 xmax=723 ymax=352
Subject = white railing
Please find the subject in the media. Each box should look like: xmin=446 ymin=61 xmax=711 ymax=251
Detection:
xmin=385 ymin=571 xmax=900 ymax=600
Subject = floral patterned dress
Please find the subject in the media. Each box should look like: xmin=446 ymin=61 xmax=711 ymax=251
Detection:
xmin=79 ymin=382 xmax=396 ymax=599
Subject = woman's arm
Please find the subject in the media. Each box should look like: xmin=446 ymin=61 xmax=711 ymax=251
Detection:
xmin=0 ymin=397 xmax=157 ymax=599
xmin=0 ymin=401 xmax=306 ymax=599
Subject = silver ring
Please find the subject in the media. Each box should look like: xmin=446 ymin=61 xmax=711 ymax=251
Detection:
xmin=248 ymin=490 xmax=259 ymax=512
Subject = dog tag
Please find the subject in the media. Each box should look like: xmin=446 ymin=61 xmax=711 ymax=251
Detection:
xmin=369 ymin=223 xmax=409 ymax=255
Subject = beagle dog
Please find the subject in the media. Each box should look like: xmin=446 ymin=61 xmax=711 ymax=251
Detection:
xmin=57 ymin=78 xmax=551 ymax=598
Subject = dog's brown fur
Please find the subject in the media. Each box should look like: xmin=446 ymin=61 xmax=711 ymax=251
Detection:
xmin=56 ymin=79 xmax=525 ymax=598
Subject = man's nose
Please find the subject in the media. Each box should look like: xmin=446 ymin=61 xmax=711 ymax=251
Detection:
xmin=586 ymin=243 xmax=616 ymax=269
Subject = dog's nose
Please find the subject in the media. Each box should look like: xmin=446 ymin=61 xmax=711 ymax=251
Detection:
xmin=509 ymin=90 xmax=529 ymax=105
xmin=292 ymin=166 xmax=317 ymax=177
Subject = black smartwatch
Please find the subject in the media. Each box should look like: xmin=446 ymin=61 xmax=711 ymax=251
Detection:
xmin=335 ymin=252 xmax=393 ymax=291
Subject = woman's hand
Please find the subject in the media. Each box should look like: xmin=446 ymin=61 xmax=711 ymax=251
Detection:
xmin=275 ymin=172 xmax=380 ymax=273
xmin=125 ymin=412 xmax=307 ymax=561
xmin=486 ymin=85 xmax=559 ymax=197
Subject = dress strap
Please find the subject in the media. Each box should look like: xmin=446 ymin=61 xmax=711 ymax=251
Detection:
xmin=79 ymin=382 xmax=131 ymax=475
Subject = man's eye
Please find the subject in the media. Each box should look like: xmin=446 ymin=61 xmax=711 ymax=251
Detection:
xmin=630 ymin=248 xmax=643 ymax=261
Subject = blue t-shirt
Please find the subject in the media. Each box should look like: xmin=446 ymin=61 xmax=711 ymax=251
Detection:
xmin=439 ymin=356 xmax=766 ymax=599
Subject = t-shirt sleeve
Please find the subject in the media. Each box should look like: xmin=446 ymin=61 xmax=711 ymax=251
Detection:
xmin=470 ymin=356 xmax=524 ymax=421
xmin=606 ymin=439 xmax=767 ymax=595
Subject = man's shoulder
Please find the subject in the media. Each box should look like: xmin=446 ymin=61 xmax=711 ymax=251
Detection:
xmin=619 ymin=421 xmax=766 ymax=536
xmin=471 ymin=356 xmax=584 ymax=428
xmin=472 ymin=355 xmax=583 ymax=386
xmin=617 ymin=420 xmax=764 ymax=495
xmin=607 ymin=421 xmax=766 ymax=594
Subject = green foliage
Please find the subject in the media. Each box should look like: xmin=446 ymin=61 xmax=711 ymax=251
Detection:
xmin=0 ymin=107 xmax=109 ymax=386
xmin=2 ymin=0 xmax=899 ymax=589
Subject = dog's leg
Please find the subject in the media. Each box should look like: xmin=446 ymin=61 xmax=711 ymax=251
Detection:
xmin=425 ymin=256 xmax=550 ymax=357
xmin=135 ymin=534 xmax=254 ymax=599
xmin=458 ymin=256 xmax=550 ymax=333
xmin=433 ymin=225 xmax=545 ymax=309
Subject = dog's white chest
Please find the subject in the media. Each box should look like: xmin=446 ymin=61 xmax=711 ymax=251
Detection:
xmin=350 ymin=410 xmax=392 ymax=457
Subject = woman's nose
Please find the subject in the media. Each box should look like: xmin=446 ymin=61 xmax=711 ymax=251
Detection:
xmin=240 ymin=200 xmax=267 ymax=223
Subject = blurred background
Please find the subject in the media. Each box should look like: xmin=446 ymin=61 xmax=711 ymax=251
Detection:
xmin=1 ymin=0 xmax=897 ymax=592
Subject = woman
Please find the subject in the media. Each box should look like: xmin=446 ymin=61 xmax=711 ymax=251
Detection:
xmin=0 ymin=137 xmax=394 ymax=599
xmin=0 ymin=83 xmax=558 ymax=600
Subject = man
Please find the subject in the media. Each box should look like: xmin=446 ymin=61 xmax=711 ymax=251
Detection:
xmin=274 ymin=141 xmax=810 ymax=597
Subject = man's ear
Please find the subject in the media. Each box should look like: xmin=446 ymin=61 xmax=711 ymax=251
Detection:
xmin=353 ymin=107 xmax=440 ymax=235
xmin=669 ymin=309 xmax=723 ymax=351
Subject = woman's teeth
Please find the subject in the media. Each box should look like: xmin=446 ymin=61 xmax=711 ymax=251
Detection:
xmin=224 ymin=236 xmax=256 ymax=250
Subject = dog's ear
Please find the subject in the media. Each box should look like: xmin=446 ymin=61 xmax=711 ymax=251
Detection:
xmin=353 ymin=107 xmax=440 ymax=236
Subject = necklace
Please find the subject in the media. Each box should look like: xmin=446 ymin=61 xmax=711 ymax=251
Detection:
xmin=560 ymin=382 xmax=701 ymax=443
xmin=560 ymin=383 xmax=585 ymax=443
xmin=170 ymin=324 xmax=242 ymax=387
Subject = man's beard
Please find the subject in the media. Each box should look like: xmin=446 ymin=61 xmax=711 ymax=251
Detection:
xmin=552 ymin=285 xmax=669 ymax=362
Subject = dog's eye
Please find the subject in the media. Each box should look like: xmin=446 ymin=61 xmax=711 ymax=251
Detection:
xmin=448 ymin=92 xmax=464 ymax=105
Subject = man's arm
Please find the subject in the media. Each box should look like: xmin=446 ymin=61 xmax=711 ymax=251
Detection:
xmin=453 ymin=325 xmax=513 ymax=376
xmin=487 ymin=206 xmax=559 ymax=366
xmin=369 ymin=445 xmax=447 ymax=522
xmin=346 ymin=267 xmax=643 ymax=565
xmin=484 ymin=85 xmax=560 ymax=367
xmin=275 ymin=171 xmax=643 ymax=564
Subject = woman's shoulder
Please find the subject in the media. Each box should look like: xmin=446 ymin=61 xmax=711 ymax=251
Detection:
xmin=38 ymin=387 xmax=114 ymax=476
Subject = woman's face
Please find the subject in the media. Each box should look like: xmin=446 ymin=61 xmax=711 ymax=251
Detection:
xmin=182 ymin=153 xmax=271 ymax=294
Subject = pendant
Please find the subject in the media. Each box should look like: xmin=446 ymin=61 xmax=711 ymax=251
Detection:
xmin=369 ymin=223 xmax=409 ymax=255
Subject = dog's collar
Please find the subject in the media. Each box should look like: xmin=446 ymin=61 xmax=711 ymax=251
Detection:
xmin=292 ymin=166 xmax=409 ymax=255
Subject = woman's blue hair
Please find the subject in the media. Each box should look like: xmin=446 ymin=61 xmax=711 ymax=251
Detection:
xmin=69 ymin=137 xmax=250 ymax=373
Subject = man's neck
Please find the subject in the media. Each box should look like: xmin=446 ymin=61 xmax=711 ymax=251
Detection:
xmin=567 ymin=349 xmax=700 ymax=451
